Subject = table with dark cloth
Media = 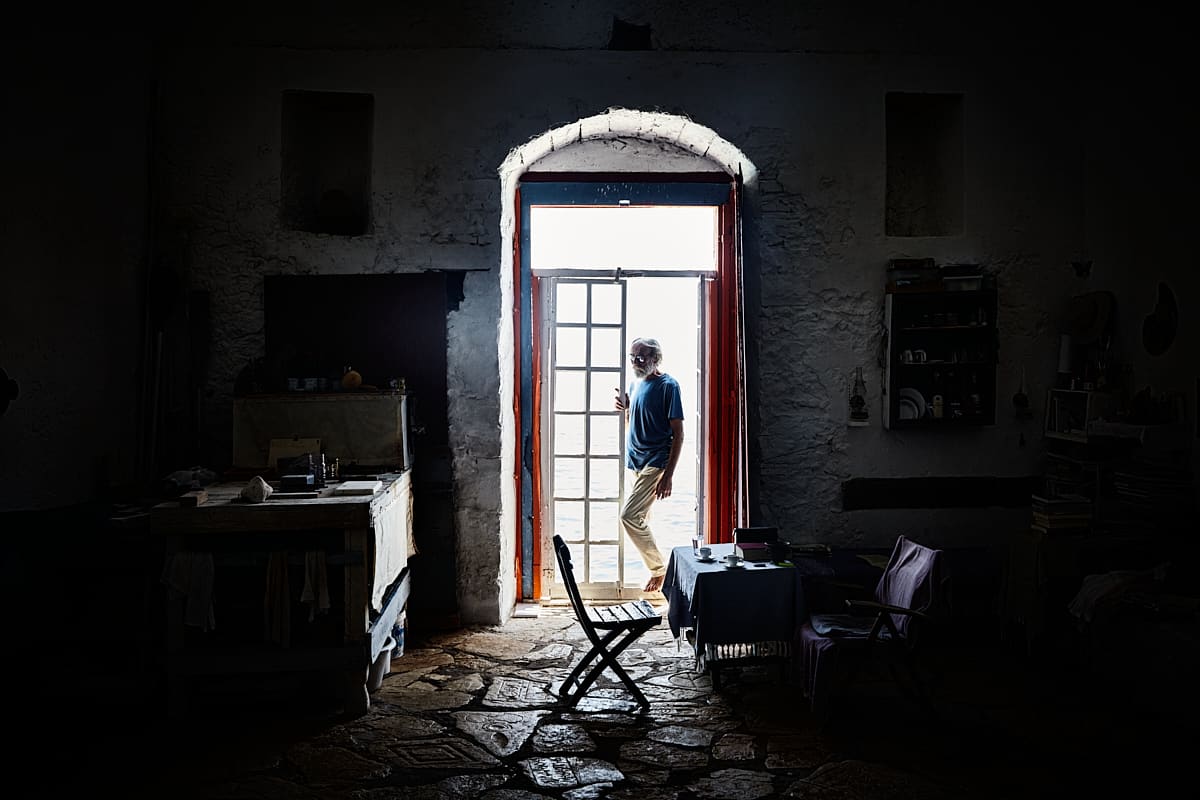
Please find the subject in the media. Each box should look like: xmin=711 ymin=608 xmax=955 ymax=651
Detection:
xmin=663 ymin=544 xmax=883 ymax=675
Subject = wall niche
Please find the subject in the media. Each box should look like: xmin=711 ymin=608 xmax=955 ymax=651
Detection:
xmin=886 ymin=92 xmax=963 ymax=237
xmin=281 ymin=90 xmax=374 ymax=235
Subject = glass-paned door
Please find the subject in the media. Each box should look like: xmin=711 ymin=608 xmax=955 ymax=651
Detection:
xmin=544 ymin=278 xmax=628 ymax=600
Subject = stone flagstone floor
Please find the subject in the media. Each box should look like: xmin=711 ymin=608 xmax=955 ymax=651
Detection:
xmin=44 ymin=604 xmax=1196 ymax=798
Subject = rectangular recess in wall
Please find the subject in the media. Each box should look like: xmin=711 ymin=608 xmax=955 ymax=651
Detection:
xmin=886 ymin=92 xmax=963 ymax=237
xmin=281 ymin=90 xmax=373 ymax=235
xmin=841 ymin=476 xmax=1037 ymax=510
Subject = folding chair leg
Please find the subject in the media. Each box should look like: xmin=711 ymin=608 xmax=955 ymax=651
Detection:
xmin=560 ymin=626 xmax=629 ymax=700
xmin=571 ymin=628 xmax=651 ymax=708
xmin=559 ymin=629 xmax=618 ymax=697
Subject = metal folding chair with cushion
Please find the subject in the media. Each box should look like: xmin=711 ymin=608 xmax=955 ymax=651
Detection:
xmin=553 ymin=534 xmax=662 ymax=710
xmin=798 ymin=535 xmax=945 ymax=724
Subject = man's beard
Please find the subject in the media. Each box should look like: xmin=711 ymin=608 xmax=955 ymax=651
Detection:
xmin=632 ymin=364 xmax=650 ymax=378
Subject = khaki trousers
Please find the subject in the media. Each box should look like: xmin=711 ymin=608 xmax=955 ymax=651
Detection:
xmin=621 ymin=465 xmax=666 ymax=578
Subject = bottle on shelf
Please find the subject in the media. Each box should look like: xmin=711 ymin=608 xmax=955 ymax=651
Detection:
xmin=849 ymin=366 xmax=869 ymax=426
xmin=968 ymin=373 xmax=982 ymax=417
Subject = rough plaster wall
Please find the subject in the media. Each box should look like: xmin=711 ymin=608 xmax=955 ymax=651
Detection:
xmin=157 ymin=46 xmax=1110 ymax=621
xmin=448 ymin=269 xmax=503 ymax=623
xmin=739 ymin=54 xmax=1090 ymax=551
xmin=146 ymin=6 xmax=1197 ymax=621
xmin=2 ymin=5 xmax=1191 ymax=629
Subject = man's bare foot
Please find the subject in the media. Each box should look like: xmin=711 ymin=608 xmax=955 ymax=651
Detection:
xmin=644 ymin=575 xmax=664 ymax=593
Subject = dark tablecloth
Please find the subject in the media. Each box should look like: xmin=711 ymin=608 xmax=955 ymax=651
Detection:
xmin=663 ymin=544 xmax=884 ymax=655
xmin=663 ymin=544 xmax=804 ymax=654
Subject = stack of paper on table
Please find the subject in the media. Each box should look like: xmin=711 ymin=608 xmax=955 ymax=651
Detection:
xmin=333 ymin=480 xmax=383 ymax=496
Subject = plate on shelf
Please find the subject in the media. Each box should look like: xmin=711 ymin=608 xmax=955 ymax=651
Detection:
xmin=899 ymin=388 xmax=926 ymax=420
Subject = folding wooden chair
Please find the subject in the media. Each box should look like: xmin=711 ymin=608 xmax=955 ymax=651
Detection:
xmin=553 ymin=535 xmax=663 ymax=710
xmin=798 ymin=535 xmax=945 ymax=725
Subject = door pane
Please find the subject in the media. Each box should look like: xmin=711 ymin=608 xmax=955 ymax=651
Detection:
xmin=554 ymin=414 xmax=585 ymax=455
xmin=555 ymin=500 xmax=584 ymax=538
xmin=556 ymin=283 xmax=587 ymax=323
xmin=588 ymin=457 xmax=619 ymax=499
xmin=591 ymin=369 xmax=621 ymax=409
xmin=589 ymin=501 xmax=619 ymax=543
xmin=554 ymin=371 xmax=585 ymax=411
xmin=588 ymin=378 xmax=617 ymax=412
xmin=590 ymin=328 xmax=622 ymax=368
xmin=554 ymin=457 xmax=584 ymax=498
xmin=556 ymin=327 xmax=587 ymax=367
xmin=591 ymin=283 xmax=622 ymax=324
xmin=590 ymin=416 xmax=620 ymax=455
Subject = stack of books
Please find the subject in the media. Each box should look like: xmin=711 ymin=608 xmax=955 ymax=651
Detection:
xmin=734 ymin=542 xmax=774 ymax=563
xmin=1030 ymin=493 xmax=1093 ymax=533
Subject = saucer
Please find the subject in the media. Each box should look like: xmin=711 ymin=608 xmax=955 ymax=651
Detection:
xmin=695 ymin=556 xmax=716 ymax=563
xmin=722 ymin=561 xmax=746 ymax=569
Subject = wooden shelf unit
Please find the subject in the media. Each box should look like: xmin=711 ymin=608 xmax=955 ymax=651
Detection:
xmin=883 ymin=286 xmax=998 ymax=430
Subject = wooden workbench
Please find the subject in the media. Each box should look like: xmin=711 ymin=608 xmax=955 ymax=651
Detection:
xmin=149 ymin=472 xmax=413 ymax=717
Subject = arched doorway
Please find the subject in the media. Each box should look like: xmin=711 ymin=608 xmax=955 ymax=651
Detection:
xmin=498 ymin=109 xmax=758 ymax=606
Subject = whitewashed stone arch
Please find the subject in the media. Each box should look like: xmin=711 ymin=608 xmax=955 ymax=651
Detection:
xmin=485 ymin=108 xmax=757 ymax=623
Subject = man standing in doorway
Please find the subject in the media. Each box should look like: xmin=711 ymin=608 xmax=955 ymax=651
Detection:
xmin=615 ymin=337 xmax=684 ymax=593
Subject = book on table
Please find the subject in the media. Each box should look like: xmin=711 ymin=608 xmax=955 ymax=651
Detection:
xmin=735 ymin=542 xmax=773 ymax=562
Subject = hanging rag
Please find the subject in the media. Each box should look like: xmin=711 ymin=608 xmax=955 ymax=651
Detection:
xmin=263 ymin=551 xmax=291 ymax=647
xmin=300 ymin=550 xmax=331 ymax=623
xmin=160 ymin=551 xmax=216 ymax=632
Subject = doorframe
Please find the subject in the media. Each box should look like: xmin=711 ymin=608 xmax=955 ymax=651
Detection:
xmin=516 ymin=172 xmax=746 ymax=601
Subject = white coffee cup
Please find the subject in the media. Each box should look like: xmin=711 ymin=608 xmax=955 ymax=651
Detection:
xmin=725 ymin=553 xmax=743 ymax=567
xmin=697 ymin=546 xmax=712 ymax=559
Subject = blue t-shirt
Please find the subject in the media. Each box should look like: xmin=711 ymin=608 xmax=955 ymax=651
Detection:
xmin=625 ymin=373 xmax=684 ymax=470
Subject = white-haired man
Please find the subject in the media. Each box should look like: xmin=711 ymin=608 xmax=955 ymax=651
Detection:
xmin=614 ymin=337 xmax=684 ymax=593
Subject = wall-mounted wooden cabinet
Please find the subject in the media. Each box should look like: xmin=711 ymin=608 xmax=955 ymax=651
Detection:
xmin=883 ymin=286 xmax=998 ymax=429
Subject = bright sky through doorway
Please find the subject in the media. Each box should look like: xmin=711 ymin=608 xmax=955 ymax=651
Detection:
xmin=530 ymin=206 xmax=717 ymax=272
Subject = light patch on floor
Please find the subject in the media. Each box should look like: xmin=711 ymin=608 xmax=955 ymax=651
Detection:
xmin=512 ymin=602 xmax=541 ymax=618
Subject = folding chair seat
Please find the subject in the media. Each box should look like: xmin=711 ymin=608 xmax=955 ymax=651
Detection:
xmin=553 ymin=535 xmax=662 ymax=710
